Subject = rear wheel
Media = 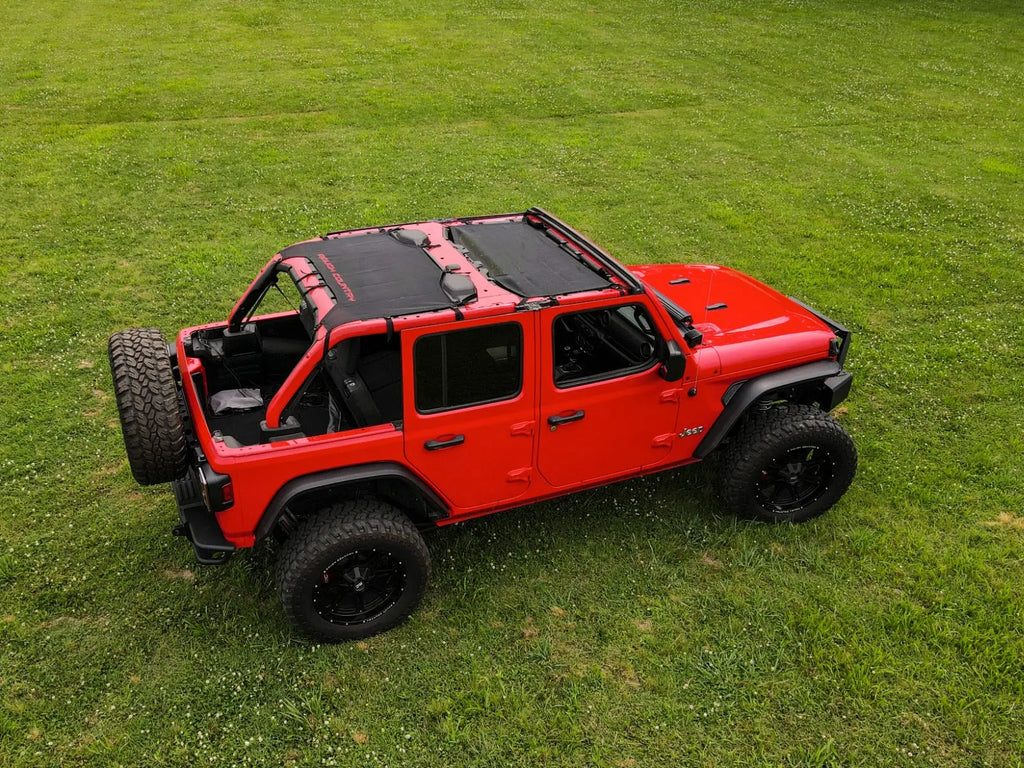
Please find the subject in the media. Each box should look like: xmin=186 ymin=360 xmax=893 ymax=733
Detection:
xmin=108 ymin=328 xmax=187 ymax=485
xmin=276 ymin=501 xmax=430 ymax=642
xmin=718 ymin=404 xmax=856 ymax=523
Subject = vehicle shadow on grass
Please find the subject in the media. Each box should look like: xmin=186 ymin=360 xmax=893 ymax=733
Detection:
xmin=198 ymin=460 xmax=762 ymax=645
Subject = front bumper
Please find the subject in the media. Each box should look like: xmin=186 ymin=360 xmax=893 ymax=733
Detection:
xmin=821 ymin=370 xmax=853 ymax=411
xmin=172 ymin=467 xmax=236 ymax=565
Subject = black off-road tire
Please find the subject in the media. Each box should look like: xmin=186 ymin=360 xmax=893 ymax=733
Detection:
xmin=108 ymin=328 xmax=188 ymax=486
xmin=718 ymin=404 xmax=857 ymax=523
xmin=276 ymin=501 xmax=430 ymax=642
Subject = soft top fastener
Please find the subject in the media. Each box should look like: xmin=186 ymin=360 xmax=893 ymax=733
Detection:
xmin=441 ymin=272 xmax=477 ymax=305
xmin=390 ymin=228 xmax=431 ymax=247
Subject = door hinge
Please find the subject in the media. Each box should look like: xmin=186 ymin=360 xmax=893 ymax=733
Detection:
xmin=660 ymin=389 xmax=681 ymax=404
xmin=652 ymin=433 xmax=674 ymax=449
xmin=510 ymin=420 xmax=535 ymax=437
xmin=506 ymin=468 xmax=532 ymax=483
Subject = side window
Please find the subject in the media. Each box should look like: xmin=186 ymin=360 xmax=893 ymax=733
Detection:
xmin=553 ymin=303 xmax=660 ymax=387
xmin=414 ymin=323 xmax=523 ymax=412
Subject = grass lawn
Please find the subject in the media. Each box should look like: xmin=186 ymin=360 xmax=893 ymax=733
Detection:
xmin=1 ymin=0 xmax=1023 ymax=765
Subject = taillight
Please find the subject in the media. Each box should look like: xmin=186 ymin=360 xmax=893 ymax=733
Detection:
xmin=198 ymin=464 xmax=234 ymax=511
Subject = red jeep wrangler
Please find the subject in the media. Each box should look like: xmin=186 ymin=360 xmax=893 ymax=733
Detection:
xmin=109 ymin=208 xmax=856 ymax=641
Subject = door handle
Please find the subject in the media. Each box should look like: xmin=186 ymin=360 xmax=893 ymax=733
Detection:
xmin=547 ymin=410 xmax=585 ymax=427
xmin=424 ymin=434 xmax=466 ymax=451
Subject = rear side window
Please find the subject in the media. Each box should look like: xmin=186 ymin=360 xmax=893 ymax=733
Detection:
xmin=414 ymin=323 xmax=522 ymax=412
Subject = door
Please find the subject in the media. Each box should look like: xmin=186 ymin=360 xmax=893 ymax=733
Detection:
xmin=538 ymin=300 xmax=681 ymax=488
xmin=403 ymin=316 xmax=537 ymax=510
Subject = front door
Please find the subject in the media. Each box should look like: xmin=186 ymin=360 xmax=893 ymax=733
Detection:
xmin=403 ymin=316 xmax=537 ymax=511
xmin=538 ymin=299 xmax=680 ymax=488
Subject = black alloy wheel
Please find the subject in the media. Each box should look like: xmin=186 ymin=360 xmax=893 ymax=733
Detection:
xmin=755 ymin=445 xmax=836 ymax=514
xmin=313 ymin=548 xmax=408 ymax=626
xmin=276 ymin=500 xmax=430 ymax=642
xmin=719 ymin=403 xmax=857 ymax=523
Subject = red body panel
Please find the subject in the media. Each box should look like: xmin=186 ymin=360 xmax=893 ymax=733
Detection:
xmin=536 ymin=298 xmax=682 ymax=487
xmin=401 ymin=314 xmax=539 ymax=509
xmin=630 ymin=264 xmax=835 ymax=375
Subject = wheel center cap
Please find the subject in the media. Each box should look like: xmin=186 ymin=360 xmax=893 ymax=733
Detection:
xmin=348 ymin=566 xmax=368 ymax=592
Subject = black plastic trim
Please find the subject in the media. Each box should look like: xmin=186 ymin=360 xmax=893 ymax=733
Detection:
xmin=255 ymin=462 xmax=450 ymax=542
xmin=721 ymin=380 xmax=746 ymax=406
xmin=260 ymin=416 xmax=306 ymax=443
xmin=424 ymin=434 xmax=465 ymax=450
xmin=649 ymin=288 xmax=703 ymax=348
xmin=199 ymin=462 xmax=234 ymax=512
xmin=548 ymin=410 xmax=585 ymax=426
xmin=694 ymin=360 xmax=847 ymax=459
xmin=172 ymin=469 xmax=235 ymax=565
xmin=821 ymin=371 xmax=853 ymax=411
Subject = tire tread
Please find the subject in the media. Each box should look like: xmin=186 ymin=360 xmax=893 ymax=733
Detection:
xmin=718 ymin=403 xmax=856 ymax=523
xmin=276 ymin=501 xmax=430 ymax=642
xmin=108 ymin=328 xmax=187 ymax=485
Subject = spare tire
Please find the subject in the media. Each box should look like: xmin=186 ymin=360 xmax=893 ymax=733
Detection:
xmin=108 ymin=328 xmax=188 ymax=485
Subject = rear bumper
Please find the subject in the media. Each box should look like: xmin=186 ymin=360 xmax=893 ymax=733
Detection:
xmin=172 ymin=467 xmax=236 ymax=565
xmin=170 ymin=353 xmax=236 ymax=565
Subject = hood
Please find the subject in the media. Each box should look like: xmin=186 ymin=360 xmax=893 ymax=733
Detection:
xmin=630 ymin=263 xmax=838 ymax=374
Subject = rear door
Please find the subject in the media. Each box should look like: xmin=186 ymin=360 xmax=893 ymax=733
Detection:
xmin=538 ymin=298 xmax=681 ymax=488
xmin=403 ymin=315 xmax=537 ymax=510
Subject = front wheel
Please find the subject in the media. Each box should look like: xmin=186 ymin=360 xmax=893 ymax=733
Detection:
xmin=718 ymin=404 xmax=857 ymax=523
xmin=276 ymin=501 xmax=430 ymax=642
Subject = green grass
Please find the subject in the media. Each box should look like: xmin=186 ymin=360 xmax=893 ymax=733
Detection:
xmin=1 ymin=0 xmax=1023 ymax=765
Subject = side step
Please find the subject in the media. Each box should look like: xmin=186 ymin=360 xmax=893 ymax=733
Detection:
xmin=172 ymin=470 xmax=236 ymax=565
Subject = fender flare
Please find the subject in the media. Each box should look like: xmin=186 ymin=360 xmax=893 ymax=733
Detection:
xmin=254 ymin=462 xmax=449 ymax=542
xmin=693 ymin=360 xmax=852 ymax=459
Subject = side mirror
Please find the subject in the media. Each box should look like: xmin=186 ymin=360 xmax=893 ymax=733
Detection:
xmin=659 ymin=340 xmax=686 ymax=381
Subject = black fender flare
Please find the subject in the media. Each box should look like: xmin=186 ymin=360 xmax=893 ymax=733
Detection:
xmin=254 ymin=462 xmax=449 ymax=542
xmin=693 ymin=360 xmax=852 ymax=459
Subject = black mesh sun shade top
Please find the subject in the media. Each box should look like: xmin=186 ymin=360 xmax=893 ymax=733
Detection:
xmin=449 ymin=220 xmax=612 ymax=299
xmin=281 ymin=232 xmax=452 ymax=328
